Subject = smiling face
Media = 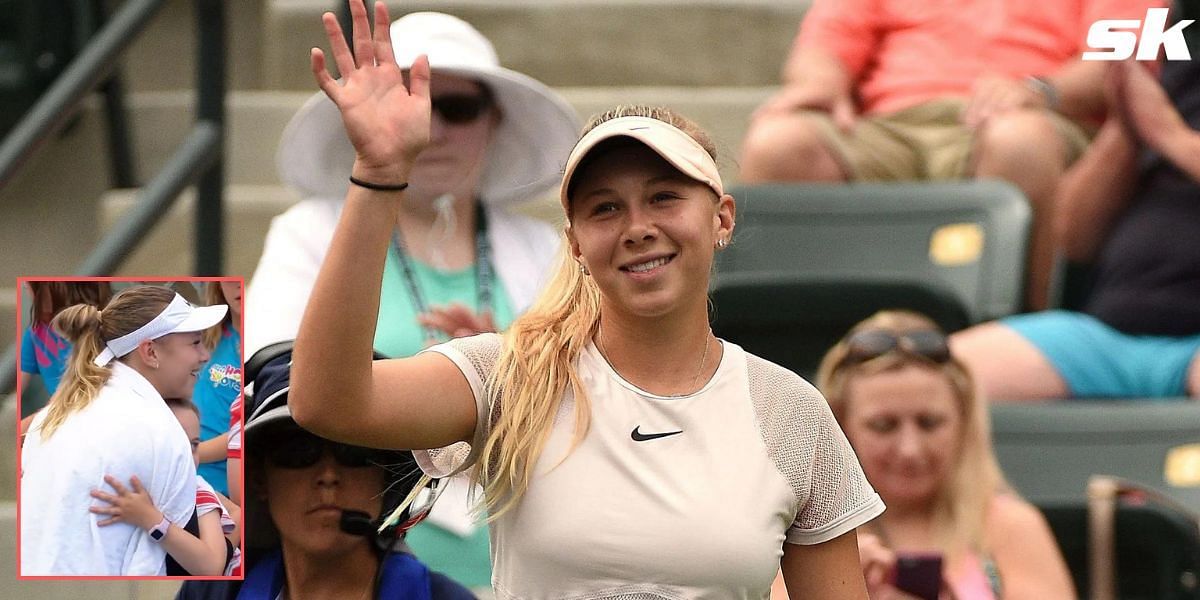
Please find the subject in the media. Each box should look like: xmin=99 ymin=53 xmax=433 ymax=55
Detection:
xmin=842 ymin=363 xmax=964 ymax=511
xmin=260 ymin=436 xmax=386 ymax=558
xmin=147 ymin=331 xmax=211 ymax=399
xmin=407 ymin=73 xmax=498 ymax=201
xmin=566 ymin=141 xmax=734 ymax=320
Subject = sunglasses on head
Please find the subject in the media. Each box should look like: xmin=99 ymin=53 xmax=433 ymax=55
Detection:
xmin=430 ymin=94 xmax=492 ymax=124
xmin=842 ymin=329 xmax=952 ymax=365
xmin=263 ymin=430 xmax=391 ymax=470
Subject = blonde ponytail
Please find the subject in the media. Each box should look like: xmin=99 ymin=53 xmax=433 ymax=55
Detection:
xmin=38 ymin=305 xmax=110 ymax=439
xmin=477 ymin=244 xmax=601 ymax=520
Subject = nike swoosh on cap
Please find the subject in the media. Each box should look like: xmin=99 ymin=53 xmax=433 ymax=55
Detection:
xmin=631 ymin=426 xmax=683 ymax=442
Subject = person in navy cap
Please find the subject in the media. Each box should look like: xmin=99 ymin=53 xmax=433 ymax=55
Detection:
xmin=177 ymin=342 xmax=473 ymax=600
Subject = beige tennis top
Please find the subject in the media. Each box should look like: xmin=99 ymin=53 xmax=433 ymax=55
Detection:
xmin=416 ymin=333 xmax=884 ymax=600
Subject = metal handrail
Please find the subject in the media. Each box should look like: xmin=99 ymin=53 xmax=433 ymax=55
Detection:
xmin=0 ymin=0 xmax=226 ymax=397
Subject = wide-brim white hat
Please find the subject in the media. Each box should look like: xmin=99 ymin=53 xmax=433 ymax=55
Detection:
xmin=277 ymin=11 xmax=582 ymax=207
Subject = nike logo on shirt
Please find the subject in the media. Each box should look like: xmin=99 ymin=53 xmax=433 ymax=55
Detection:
xmin=631 ymin=426 xmax=683 ymax=442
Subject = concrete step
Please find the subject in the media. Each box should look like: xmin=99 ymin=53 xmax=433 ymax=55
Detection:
xmin=10 ymin=85 xmax=772 ymax=282
xmin=127 ymin=86 xmax=773 ymax=188
xmin=127 ymin=90 xmax=309 ymax=187
xmin=1 ymin=396 xmax=13 ymax=502
xmin=104 ymin=0 xmax=267 ymax=92
xmin=0 ymin=288 xmax=16 ymax=378
xmin=0 ymin=103 xmax=109 ymax=282
xmin=0 ymin=500 xmax=180 ymax=596
xmin=265 ymin=0 xmax=807 ymax=90
xmin=106 ymin=85 xmax=772 ymax=277
xmin=98 ymin=181 xmax=567 ymax=278
xmin=99 ymin=184 xmax=302 ymax=278
xmin=562 ymin=86 xmax=773 ymax=181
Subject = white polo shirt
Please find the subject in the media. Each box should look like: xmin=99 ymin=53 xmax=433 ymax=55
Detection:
xmin=21 ymin=362 xmax=196 ymax=575
xmin=417 ymin=334 xmax=884 ymax=599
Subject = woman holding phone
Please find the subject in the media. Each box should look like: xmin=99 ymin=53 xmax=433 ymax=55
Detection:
xmin=816 ymin=311 xmax=1075 ymax=599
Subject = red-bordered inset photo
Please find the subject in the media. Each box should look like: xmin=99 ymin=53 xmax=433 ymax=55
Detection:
xmin=15 ymin=277 xmax=243 ymax=581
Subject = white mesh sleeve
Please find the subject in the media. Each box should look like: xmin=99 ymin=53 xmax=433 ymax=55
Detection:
xmin=746 ymin=354 xmax=885 ymax=545
xmin=412 ymin=333 xmax=502 ymax=478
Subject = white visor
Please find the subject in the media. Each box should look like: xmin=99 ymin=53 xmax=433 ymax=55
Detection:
xmin=93 ymin=293 xmax=228 ymax=366
xmin=559 ymin=115 xmax=724 ymax=212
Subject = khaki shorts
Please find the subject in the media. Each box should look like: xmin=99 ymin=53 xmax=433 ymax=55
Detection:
xmin=806 ymin=99 xmax=1091 ymax=181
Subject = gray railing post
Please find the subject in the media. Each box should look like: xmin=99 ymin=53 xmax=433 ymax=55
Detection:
xmin=194 ymin=0 xmax=226 ymax=276
xmin=0 ymin=0 xmax=229 ymax=397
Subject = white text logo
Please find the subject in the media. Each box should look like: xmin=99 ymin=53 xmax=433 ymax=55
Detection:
xmin=1083 ymin=8 xmax=1194 ymax=60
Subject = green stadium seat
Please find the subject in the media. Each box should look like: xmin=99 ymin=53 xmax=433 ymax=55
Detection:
xmin=991 ymin=402 xmax=1200 ymax=511
xmin=712 ymin=180 xmax=1030 ymax=378
xmin=1041 ymin=498 xmax=1200 ymax=599
xmin=993 ymin=403 xmax=1200 ymax=599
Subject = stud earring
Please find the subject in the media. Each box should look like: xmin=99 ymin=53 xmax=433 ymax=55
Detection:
xmin=579 ymin=262 xmax=590 ymax=276
xmin=716 ymin=238 xmax=728 ymax=249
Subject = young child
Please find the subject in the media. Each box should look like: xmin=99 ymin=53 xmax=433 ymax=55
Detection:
xmin=89 ymin=397 xmax=241 ymax=575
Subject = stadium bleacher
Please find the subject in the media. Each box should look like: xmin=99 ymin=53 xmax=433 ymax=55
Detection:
xmin=712 ymin=180 xmax=1030 ymax=379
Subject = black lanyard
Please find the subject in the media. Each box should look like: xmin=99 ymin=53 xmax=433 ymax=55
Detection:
xmin=390 ymin=202 xmax=492 ymax=344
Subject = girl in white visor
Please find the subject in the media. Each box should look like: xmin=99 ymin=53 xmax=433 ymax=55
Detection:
xmin=286 ymin=3 xmax=885 ymax=597
xmin=20 ymin=284 xmax=227 ymax=575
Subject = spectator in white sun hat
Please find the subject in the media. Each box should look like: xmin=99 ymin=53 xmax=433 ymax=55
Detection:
xmin=21 ymin=285 xmax=227 ymax=575
xmin=246 ymin=9 xmax=579 ymax=589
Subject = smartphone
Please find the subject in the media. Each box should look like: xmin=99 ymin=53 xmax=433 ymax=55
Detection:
xmin=893 ymin=552 xmax=942 ymax=600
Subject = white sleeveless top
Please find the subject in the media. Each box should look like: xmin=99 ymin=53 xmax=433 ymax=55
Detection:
xmin=416 ymin=333 xmax=884 ymax=599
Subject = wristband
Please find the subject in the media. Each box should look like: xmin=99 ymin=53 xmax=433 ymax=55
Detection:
xmin=349 ymin=176 xmax=409 ymax=192
xmin=148 ymin=515 xmax=171 ymax=542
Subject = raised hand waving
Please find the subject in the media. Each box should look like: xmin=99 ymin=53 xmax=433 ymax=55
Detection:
xmin=311 ymin=0 xmax=431 ymax=185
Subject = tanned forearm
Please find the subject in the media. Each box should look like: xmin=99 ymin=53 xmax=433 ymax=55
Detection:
xmin=1053 ymin=121 xmax=1140 ymax=262
xmin=1045 ymin=61 xmax=1108 ymax=123
xmin=160 ymin=512 xmax=227 ymax=576
xmin=290 ymin=174 xmax=406 ymax=441
xmin=782 ymin=47 xmax=852 ymax=92
xmin=1159 ymin=127 xmax=1200 ymax=184
xmin=198 ymin=433 xmax=229 ymax=463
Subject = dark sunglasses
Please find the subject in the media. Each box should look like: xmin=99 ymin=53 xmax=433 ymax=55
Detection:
xmin=842 ymin=329 xmax=952 ymax=365
xmin=431 ymin=94 xmax=492 ymax=124
xmin=263 ymin=430 xmax=391 ymax=470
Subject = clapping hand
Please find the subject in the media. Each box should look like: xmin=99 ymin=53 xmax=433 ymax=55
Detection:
xmin=312 ymin=0 xmax=431 ymax=184
xmin=754 ymin=84 xmax=858 ymax=132
xmin=1106 ymin=60 xmax=1186 ymax=156
xmin=418 ymin=304 xmax=498 ymax=340
xmin=963 ymin=74 xmax=1046 ymax=129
